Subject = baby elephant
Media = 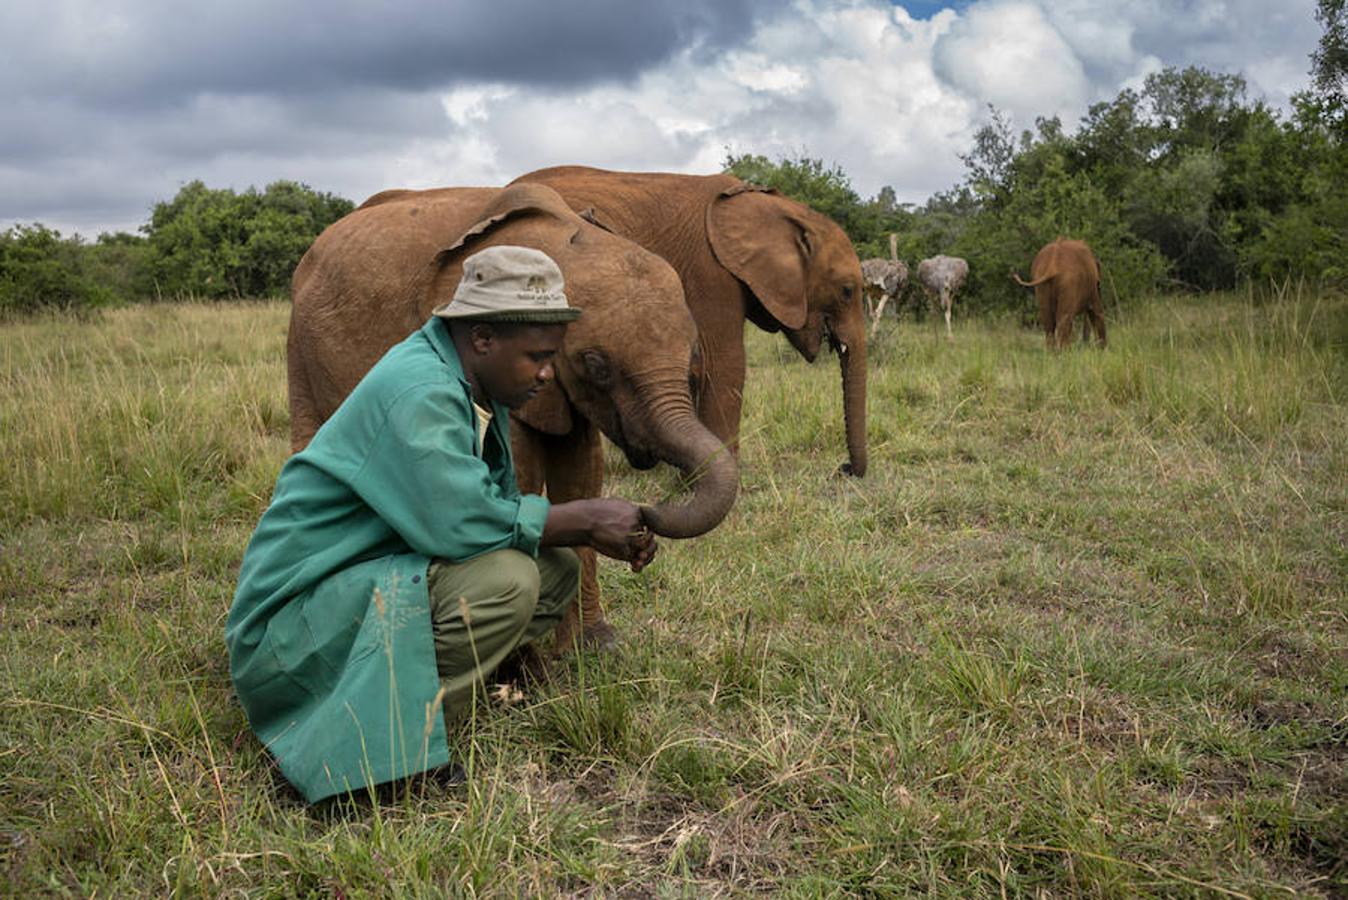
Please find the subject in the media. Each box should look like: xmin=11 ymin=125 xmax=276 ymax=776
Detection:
xmin=1011 ymin=238 xmax=1106 ymax=350
xmin=916 ymin=255 xmax=969 ymax=340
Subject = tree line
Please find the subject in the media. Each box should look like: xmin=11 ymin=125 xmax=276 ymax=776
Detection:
xmin=3 ymin=1 xmax=1343 ymax=317
xmin=0 ymin=181 xmax=354 ymax=315
xmin=727 ymin=63 xmax=1345 ymax=314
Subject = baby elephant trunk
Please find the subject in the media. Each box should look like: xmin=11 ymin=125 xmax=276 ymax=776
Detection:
xmin=639 ymin=410 xmax=739 ymax=539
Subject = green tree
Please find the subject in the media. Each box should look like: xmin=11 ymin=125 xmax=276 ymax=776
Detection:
xmin=955 ymin=151 xmax=1166 ymax=312
xmin=959 ymin=106 xmax=1017 ymax=209
xmin=1142 ymin=67 xmax=1251 ymax=156
xmin=1240 ymin=95 xmax=1348 ymax=282
xmin=0 ymin=224 xmax=115 ymax=315
xmin=723 ymin=151 xmax=864 ymax=233
xmin=1312 ymin=0 xmax=1347 ymax=126
xmin=143 ymin=180 xmax=353 ymax=298
xmin=86 ymin=231 xmax=152 ymax=302
xmin=722 ymin=58 xmax=1345 ymax=307
xmin=721 ymin=150 xmax=912 ymax=259
xmin=1074 ymin=89 xmax=1149 ymax=199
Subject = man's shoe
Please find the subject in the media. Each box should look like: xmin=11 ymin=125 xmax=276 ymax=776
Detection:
xmin=427 ymin=762 xmax=467 ymax=787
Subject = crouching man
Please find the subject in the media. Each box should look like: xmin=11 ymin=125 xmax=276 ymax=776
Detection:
xmin=225 ymin=246 xmax=656 ymax=802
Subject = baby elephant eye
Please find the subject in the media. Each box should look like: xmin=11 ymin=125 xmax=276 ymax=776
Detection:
xmin=841 ymin=285 xmax=854 ymax=301
xmin=582 ymin=349 xmax=612 ymax=388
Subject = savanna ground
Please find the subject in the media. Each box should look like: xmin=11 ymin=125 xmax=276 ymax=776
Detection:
xmin=2 ymin=288 xmax=1345 ymax=897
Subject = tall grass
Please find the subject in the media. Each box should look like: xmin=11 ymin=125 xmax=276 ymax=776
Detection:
xmin=2 ymin=290 xmax=1345 ymax=895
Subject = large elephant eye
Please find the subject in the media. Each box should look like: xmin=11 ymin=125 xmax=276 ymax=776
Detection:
xmin=841 ymin=284 xmax=855 ymax=302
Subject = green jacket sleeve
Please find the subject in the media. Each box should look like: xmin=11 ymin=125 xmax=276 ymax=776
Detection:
xmin=351 ymin=382 xmax=549 ymax=561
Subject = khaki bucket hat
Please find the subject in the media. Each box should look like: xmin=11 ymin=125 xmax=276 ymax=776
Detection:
xmin=432 ymin=245 xmax=582 ymax=324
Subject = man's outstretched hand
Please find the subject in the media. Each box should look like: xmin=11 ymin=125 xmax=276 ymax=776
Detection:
xmin=542 ymin=498 xmax=658 ymax=572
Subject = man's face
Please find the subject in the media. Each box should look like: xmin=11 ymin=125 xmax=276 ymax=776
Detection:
xmin=473 ymin=323 xmax=567 ymax=409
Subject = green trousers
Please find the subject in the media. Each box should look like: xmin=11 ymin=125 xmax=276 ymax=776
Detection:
xmin=427 ymin=547 xmax=578 ymax=728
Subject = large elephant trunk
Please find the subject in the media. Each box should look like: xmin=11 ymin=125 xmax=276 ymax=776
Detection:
xmin=836 ymin=319 xmax=868 ymax=478
xmin=635 ymin=391 xmax=739 ymax=538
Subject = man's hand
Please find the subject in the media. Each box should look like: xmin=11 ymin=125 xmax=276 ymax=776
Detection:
xmin=625 ymin=520 xmax=657 ymax=573
xmin=581 ymin=498 xmax=657 ymax=572
xmin=541 ymin=498 xmax=659 ymax=572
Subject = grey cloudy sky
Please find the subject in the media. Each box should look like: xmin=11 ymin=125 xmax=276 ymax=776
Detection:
xmin=0 ymin=0 xmax=1323 ymax=237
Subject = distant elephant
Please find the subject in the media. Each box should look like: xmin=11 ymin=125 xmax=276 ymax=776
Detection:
xmin=861 ymin=234 xmax=908 ymax=336
xmin=1011 ymin=237 xmax=1106 ymax=350
xmin=916 ymin=255 xmax=969 ymax=340
xmin=287 ymin=183 xmax=738 ymax=649
xmin=511 ymin=166 xmax=869 ymax=478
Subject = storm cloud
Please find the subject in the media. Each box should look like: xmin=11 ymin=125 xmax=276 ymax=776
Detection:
xmin=0 ymin=0 xmax=1322 ymax=236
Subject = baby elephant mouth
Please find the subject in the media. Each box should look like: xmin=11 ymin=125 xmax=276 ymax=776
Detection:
xmin=622 ymin=445 xmax=661 ymax=470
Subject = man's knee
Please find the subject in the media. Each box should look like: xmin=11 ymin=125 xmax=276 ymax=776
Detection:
xmin=540 ymin=547 xmax=580 ymax=586
xmin=429 ymin=549 xmax=541 ymax=627
xmin=527 ymin=547 xmax=578 ymax=624
xmin=479 ymin=549 xmax=541 ymax=601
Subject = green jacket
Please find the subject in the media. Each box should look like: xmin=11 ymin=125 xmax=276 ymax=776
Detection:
xmin=225 ymin=318 xmax=550 ymax=802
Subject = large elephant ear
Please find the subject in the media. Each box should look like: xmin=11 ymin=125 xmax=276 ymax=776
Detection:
xmin=706 ymin=184 xmax=809 ymax=330
xmin=431 ymin=183 xmax=578 ymax=437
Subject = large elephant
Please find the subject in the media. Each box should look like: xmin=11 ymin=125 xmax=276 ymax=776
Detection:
xmin=287 ymin=183 xmax=738 ymax=648
xmin=510 ymin=166 xmax=869 ymax=477
xmin=915 ymin=255 xmax=969 ymax=340
xmin=1011 ymin=238 xmax=1106 ymax=350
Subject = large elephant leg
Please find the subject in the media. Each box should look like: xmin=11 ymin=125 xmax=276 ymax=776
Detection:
xmin=1054 ymin=310 xmax=1077 ymax=350
xmin=1039 ymin=288 xmax=1057 ymax=350
xmin=1085 ymin=295 xmax=1108 ymax=348
xmin=539 ymin=424 xmax=614 ymax=652
xmin=699 ymin=337 xmax=747 ymax=453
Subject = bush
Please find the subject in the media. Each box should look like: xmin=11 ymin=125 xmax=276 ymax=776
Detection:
xmin=143 ymin=180 xmax=353 ymax=299
xmin=86 ymin=232 xmax=153 ymax=302
xmin=0 ymin=224 xmax=115 ymax=316
xmin=954 ymin=153 xmax=1168 ymax=313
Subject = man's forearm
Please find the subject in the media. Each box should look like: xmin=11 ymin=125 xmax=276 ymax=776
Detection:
xmin=539 ymin=501 xmax=595 ymax=547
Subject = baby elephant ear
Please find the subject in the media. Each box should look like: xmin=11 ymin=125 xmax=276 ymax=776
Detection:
xmin=707 ymin=187 xmax=809 ymax=330
xmin=435 ymin=183 xmax=571 ymax=263
xmin=513 ymin=381 xmax=573 ymax=436
xmin=427 ymin=183 xmax=575 ymax=309
xmin=577 ymin=207 xmax=614 ymax=233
